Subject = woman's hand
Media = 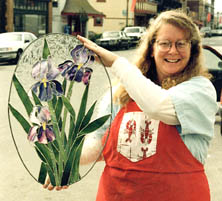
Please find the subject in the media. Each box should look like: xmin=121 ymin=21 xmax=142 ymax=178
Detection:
xmin=43 ymin=177 xmax=69 ymax=191
xmin=77 ymin=35 xmax=119 ymax=67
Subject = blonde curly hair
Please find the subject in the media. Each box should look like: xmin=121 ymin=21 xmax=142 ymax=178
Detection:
xmin=114 ymin=10 xmax=211 ymax=106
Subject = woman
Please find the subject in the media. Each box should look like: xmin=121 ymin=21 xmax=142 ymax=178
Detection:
xmin=45 ymin=10 xmax=218 ymax=201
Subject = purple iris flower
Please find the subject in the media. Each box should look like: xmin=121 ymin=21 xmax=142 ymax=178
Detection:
xmin=28 ymin=106 xmax=56 ymax=144
xmin=30 ymin=57 xmax=63 ymax=101
xmin=71 ymin=44 xmax=95 ymax=67
xmin=58 ymin=45 xmax=94 ymax=85
xmin=82 ymin=67 xmax=93 ymax=85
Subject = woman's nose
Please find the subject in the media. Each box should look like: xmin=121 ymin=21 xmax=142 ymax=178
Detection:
xmin=168 ymin=43 xmax=179 ymax=53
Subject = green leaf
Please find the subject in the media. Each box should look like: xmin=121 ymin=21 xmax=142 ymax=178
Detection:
xmin=48 ymin=100 xmax=65 ymax=184
xmin=52 ymin=95 xmax=57 ymax=108
xmin=35 ymin=147 xmax=47 ymax=163
xmin=35 ymin=143 xmax=59 ymax=186
xmin=74 ymin=84 xmax=89 ymax=133
xmin=12 ymin=74 xmax=33 ymax=116
xmin=35 ymin=143 xmax=55 ymax=172
xmin=80 ymin=101 xmax=97 ymax=131
xmin=32 ymin=90 xmax=42 ymax=106
xmin=66 ymin=116 xmax=75 ymax=152
xmin=62 ymin=95 xmax=76 ymax=120
xmin=55 ymin=97 xmax=63 ymax=121
xmin=46 ymin=164 xmax=56 ymax=186
xmin=68 ymin=116 xmax=75 ymax=141
xmin=61 ymin=137 xmax=83 ymax=186
xmin=42 ymin=38 xmax=51 ymax=59
xmin=61 ymin=144 xmax=77 ymax=185
xmin=8 ymin=104 xmax=31 ymax=134
xmin=38 ymin=163 xmax=47 ymax=185
xmin=77 ymin=114 xmax=111 ymax=138
xmin=34 ymin=143 xmax=59 ymax=185
xmin=68 ymin=138 xmax=84 ymax=184
xmin=51 ymin=141 xmax=60 ymax=162
xmin=62 ymin=79 xmax=67 ymax=94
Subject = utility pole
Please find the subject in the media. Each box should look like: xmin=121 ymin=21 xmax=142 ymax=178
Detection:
xmin=5 ymin=0 xmax=14 ymax=32
xmin=126 ymin=0 xmax=129 ymax=27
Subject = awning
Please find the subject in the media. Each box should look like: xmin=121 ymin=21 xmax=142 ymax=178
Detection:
xmin=61 ymin=0 xmax=105 ymax=17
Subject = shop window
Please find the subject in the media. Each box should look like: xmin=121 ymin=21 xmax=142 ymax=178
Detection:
xmin=94 ymin=17 xmax=103 ymax=27
xmin=97 ymin=0 xmax=106 ymax=2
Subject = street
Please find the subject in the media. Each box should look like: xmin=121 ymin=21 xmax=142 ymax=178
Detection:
xmin=1 ymin=36 xmax=222 ymax=201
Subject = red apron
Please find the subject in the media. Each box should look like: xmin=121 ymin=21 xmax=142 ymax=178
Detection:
xmin=96 ymin=101 xmax=210 ymax=201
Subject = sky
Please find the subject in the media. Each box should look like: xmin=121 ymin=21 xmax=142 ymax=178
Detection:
xmin=214 ymin=0 xmax=222 ymax=13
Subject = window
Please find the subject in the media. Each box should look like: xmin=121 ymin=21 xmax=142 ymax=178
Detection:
xmin=52 ymin=0 xmax=58 ymax=7
xmin=94 ymin=17 xmax=103 ymax=27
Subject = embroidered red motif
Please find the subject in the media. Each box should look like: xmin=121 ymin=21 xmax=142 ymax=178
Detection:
xmin=125 ymin=120 xmax=136 ymax=143
xmin=140 ymin=120 xmax=153 ymax=144
xmin=141 ymin=147 xmax=149 ymax=159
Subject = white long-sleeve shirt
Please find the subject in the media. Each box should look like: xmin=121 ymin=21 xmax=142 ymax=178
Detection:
xmin=81 ymin=57 xmax=218 ymax=165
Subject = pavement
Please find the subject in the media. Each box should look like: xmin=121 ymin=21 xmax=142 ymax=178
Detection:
xmin=205 ymin=115 xmax=222 ymax=201
xmin=1 ymin=64 xmax=222 ymax=201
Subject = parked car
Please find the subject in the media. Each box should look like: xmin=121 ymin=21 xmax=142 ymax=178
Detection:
xmin=95 ymin=31 xmax=131 ymax=50
xmin=123 ymin=26 xmax=146 ymax=45
xmin=200 ymin=27 xmax=212 ymax=37
xmin=211 ymin=29 xmax=218 ymax=36
xmin=210 ymin=28 xmax=222 ymax=36
xmin=203 ymin=45 xmax=222 ymax=134
xmin=216 ymin=28 xmax=222 ymax=36
xmin=0 ymin=32 xmax=37 ymax=63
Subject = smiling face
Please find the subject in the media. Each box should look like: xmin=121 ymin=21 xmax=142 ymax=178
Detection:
xmin=152 ymin=23 xmax=191 ymax=82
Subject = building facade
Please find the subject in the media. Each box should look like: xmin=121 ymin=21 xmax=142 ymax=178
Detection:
xmin=187 ymin=0 xmax=214 ymax=27
xmin=1 ymin=0 xmax=216 ymax=36
xmin=1 ymin=0 xmax=53 ymax=36
xmin=86 ymin=0 xmax=158 ymax=33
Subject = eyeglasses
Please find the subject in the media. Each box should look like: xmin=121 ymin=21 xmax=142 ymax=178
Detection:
xmin=155 ymin=40 xmax=191 ymax=52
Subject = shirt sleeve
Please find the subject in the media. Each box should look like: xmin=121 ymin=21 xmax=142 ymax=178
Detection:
xmin=168 ymin=76 xmax=218 ymax=164
xmin=168 ymin=76 xmax=218 ymax=139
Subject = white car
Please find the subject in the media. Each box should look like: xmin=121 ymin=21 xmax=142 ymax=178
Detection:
xmin=200 ymin=27 xmax=212 ymax=38
xmin=123 ymin=26 xmax=146 ymax=45
xmin=0 ymin=32 xmax=37 ymax=63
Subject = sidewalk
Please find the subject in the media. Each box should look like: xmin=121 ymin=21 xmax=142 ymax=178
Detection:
xmin=205 ymin=115 xmax=222 ymax=201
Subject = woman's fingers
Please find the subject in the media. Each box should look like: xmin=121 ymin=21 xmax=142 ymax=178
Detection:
xmin=43 ymin=178 xmax=51 ymax=189
xmin=77 ymin=35 xmax=98 ymax=52
xmin=62 ymin=185 xmax=69 ymax=189
xmin=43 ymin=178 xmax=55 ymax=191
xmin=55 ymin=185 xmax=69 ymax=191
xmin=48 ymin=184 xmax=56 ymax=191
xmin=77 ymin=35 xmax=119 ymax=67
xmin=43 ymin=177 xmax=69 ymax=191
